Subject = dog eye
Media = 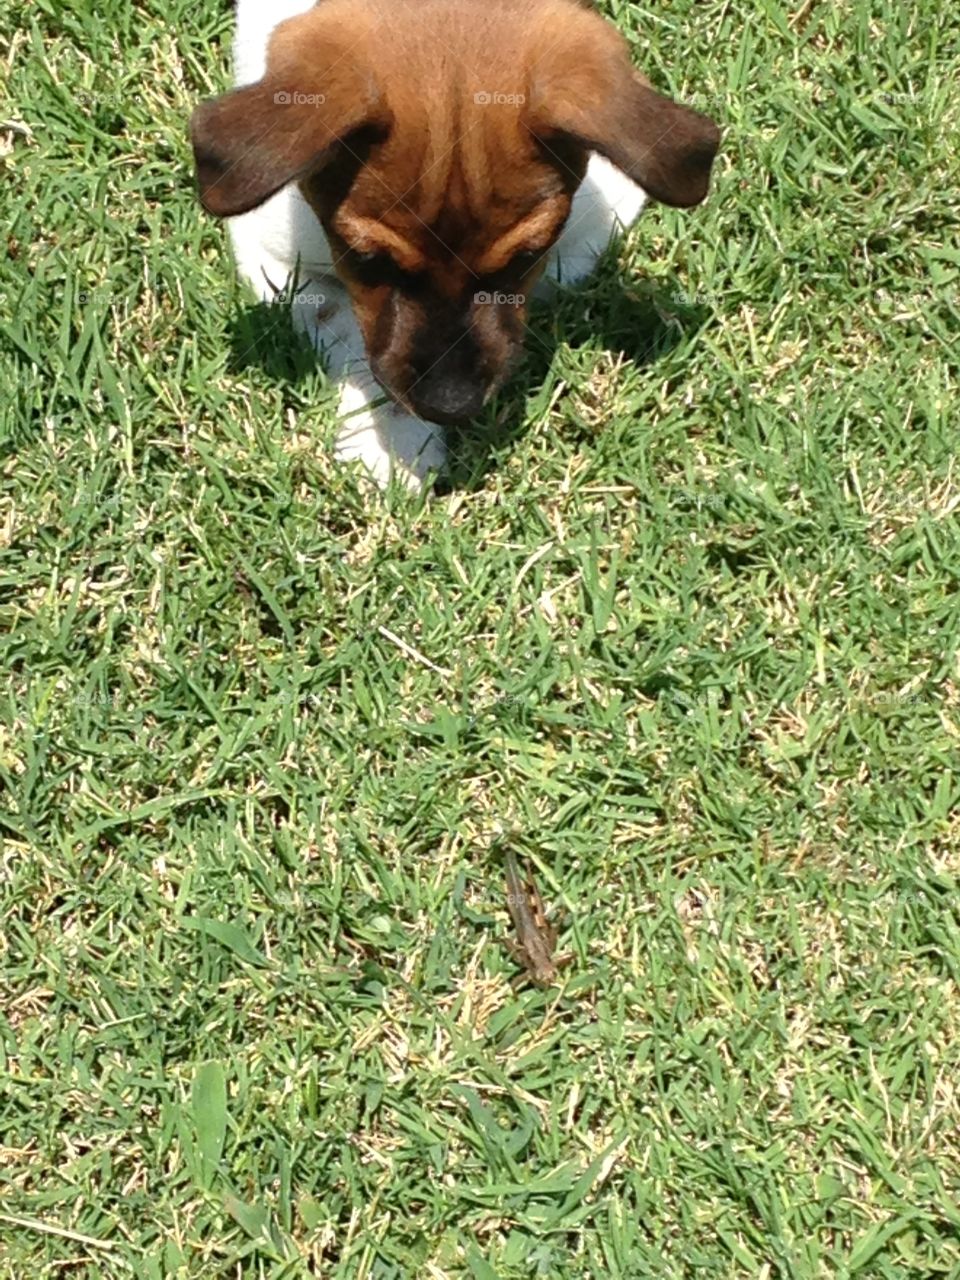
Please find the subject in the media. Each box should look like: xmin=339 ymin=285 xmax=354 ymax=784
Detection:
xmin=346 ymin=249 xmax=386 ymax=273
xmin=510 ymin=249 xmax=544 ymax=272
xmin=346 ymin=248 xmax=418 ymax=288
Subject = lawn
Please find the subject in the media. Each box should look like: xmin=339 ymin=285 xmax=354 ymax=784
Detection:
xmin=2 ymin=0 xmax=960 ymax=1275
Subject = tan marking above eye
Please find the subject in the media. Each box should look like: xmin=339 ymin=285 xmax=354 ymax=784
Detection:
xmin=474 ymin=198 xmax=569 ymax=275
xmin=332 ymin=213 xmax=425 ymax=273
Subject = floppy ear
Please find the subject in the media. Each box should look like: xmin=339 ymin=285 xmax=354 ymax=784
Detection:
xmin=529 ymin=17 xmax=720 ymax=207
xmin=190 ymin=13 xmax=388 ymax=217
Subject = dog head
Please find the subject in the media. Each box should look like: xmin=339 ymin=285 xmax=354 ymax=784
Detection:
xmin=191 ymin=0 xmax=720 ymax=425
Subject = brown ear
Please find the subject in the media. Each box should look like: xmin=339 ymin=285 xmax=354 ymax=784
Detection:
xmin=529 ymin=17 xmax=720 ymax=207
xmin=190 ymin=12 xmax=388 ymax=217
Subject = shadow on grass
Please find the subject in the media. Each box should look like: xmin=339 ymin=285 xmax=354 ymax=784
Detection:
xmin=223 ymin=268 xmax=710 ymax=493
xmin=227 ymin=299 xmax=321 ymax=386
xmin=440 ymin=275 xmax=710 ymax=492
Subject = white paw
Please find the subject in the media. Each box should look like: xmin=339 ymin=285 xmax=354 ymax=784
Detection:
xmin=335 ymin=378 xmax=446 ymax=490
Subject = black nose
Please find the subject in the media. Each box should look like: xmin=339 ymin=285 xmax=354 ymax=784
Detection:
xmin=410 ymin=370 xmax=486 ymax=426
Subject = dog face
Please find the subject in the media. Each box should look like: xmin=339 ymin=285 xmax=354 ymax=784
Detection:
xmin=298 ymin=98 xmax=589 ymax=425
xmin=192 ymin=0 xmax=720 ymax=425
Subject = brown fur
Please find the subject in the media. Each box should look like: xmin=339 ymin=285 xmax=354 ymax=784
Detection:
xmin=191 ymin=0 xmax=720 ymax=424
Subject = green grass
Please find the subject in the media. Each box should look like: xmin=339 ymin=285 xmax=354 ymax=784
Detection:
xmin=2 ymin=0 xmax=960 ymax=1275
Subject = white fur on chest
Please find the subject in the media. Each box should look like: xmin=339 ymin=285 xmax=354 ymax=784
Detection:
xmin=226 ymin=0 xmax=648 ymax=487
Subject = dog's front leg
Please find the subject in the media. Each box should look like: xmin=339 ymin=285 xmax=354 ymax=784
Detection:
xmin=540 ymin=153 xmax=648 ymax=293
xmin=307 ymin=302 xmax=447 ymax=490
xmin=230 ymin=231 xmax=445 ymax=489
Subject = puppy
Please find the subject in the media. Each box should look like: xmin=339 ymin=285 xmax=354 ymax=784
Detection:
xmin=191 ymin=0 xmax=719 ymax=487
